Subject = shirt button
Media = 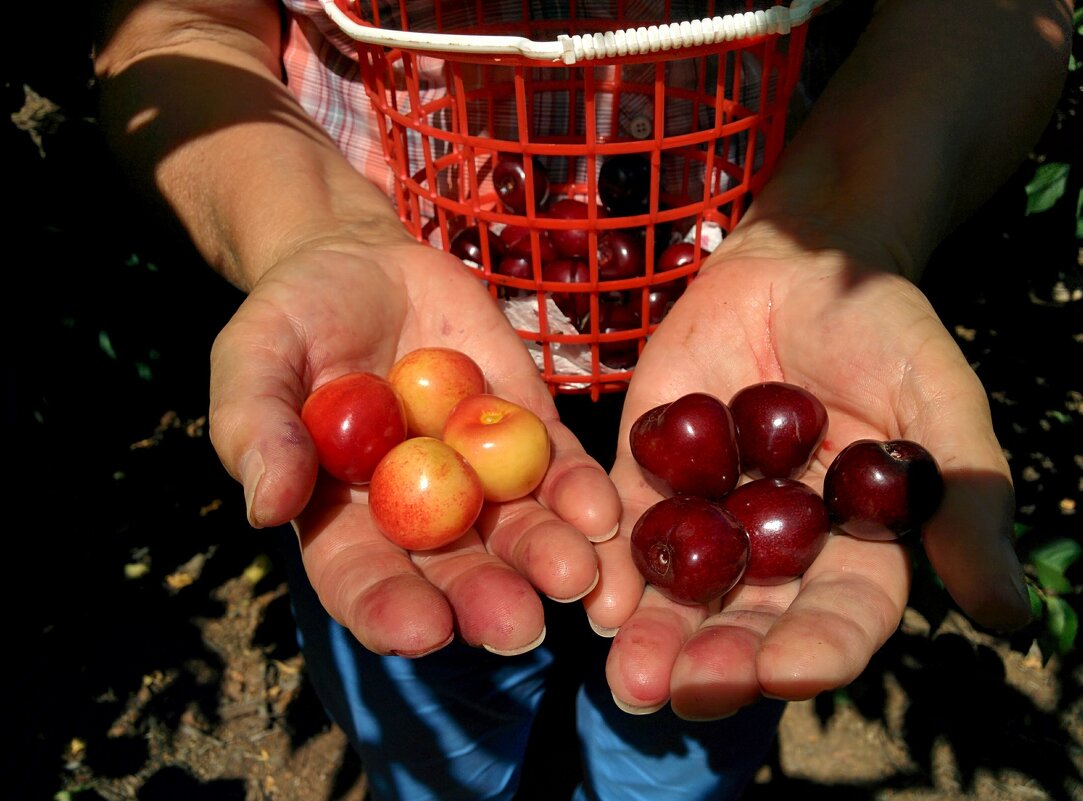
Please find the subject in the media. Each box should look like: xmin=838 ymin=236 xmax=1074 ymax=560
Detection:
xmin=627 ymin=115 xmax=652 ymax=139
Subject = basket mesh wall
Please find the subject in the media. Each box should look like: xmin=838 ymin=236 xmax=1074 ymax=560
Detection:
xmin=341 ymin=0 xmax=808 ymax=397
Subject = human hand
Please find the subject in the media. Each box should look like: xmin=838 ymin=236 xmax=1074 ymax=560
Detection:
xmin=209 ymin=237 xmax=621 ymax=658
xmin=583 ymin=237 xmax=1032 ymax=719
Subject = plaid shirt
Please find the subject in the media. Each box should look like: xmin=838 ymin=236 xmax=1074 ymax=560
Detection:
xmin=280 ymin=0 xmax=399 ymax=197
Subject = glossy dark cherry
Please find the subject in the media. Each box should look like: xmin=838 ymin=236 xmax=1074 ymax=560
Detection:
xmin=542 ymin=258 xmax=591 ymax=324
xmin=629 ymin=392 xmax=741 ymax=498
xmin=450 ymin=226 xmax=504 ymax=267
xmin=597 ymin=229 xmax=645 ymax=281
xmin=719 ymin=478 xmax=831 ymax=585
xmin=823 ymin=439 xmax=944 ymax=541
xmin=646 ymin=282 xmax=680 ymax=324
xmin=642 ymin=242 xmax=705 ymax=320
xmin=500 ymin=224 xmax=558 ymax=263
xmin=630 ymin=496 xmax=750 ymax=605
xmin=656 ymin=241 xmax=707 ymax=274
xmin=594 ymin=300 xmax=641 ymax=369
xmin=494 ymin=254 xmax=535 ymax=297
xmin=598 ymin=153 xmax=652 ymax=217
xmin=729 ymin=381 xmax=829 ymax=479
xmin=493 ymin=154 xmax=549 ymax=214
xmin=547 ymin=198 xmax=602 ymax=259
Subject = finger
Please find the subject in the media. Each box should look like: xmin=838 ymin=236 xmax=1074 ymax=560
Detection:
xmin=297 ymin=479 xmax=455 ymax=657
xmin=755 ymin=533 xmax=910 ymax=699
xmin=472 ymin=336 xmax=622 ymax=542
xmin=581 ymin=456 xmax=654 ymax=632
xmin=923 ymin=467 xmax=1029 ymax=631
xmin=582 ymin=531 xmax=644 ymax=636
xmin=535 ymin=417 xmax=623 ymax=542
xmin=604 ymin=588 xmax=710 ymax=713
xmin=905 ymin=364 xmax=1031 ymax=631
xmin=209 ymin=308 xmax=318 ymax=528
xmin=476 ymin=498 xmax=600 ymax=603
xmin=412 ymin=538 xmax=547 ymax=656
xmin=669 ymin=582 xmax=799 ymax=720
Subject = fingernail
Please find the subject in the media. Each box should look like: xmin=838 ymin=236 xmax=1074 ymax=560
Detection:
xmin=240 ymin=449 xmax=266 ymax=528
xmin=484 ymin=626 xmax=546 ymax=657
xmin=391 ymin=633 xmax=455 ymax=658
xmin=611 ymin=692 xmax=665 ymax=716
xmin=588 ymin=522 xmax=620 ymax=543
xmin=678 ymin=710 xmax=737 ymax=722
xmin=587 ymin=617 xmax=619 ymax=638
xmin=547 ymin=571 xmax=600 ymax=603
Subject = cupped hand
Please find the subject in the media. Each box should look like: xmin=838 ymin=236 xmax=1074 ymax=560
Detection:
xmin=208 ymin=238 xmax=621 ymax=658
xmin=584 ymin=243 xmax=1031 ymax=720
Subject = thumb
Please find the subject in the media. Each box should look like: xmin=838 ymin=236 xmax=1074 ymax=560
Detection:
xmin=209 ymin=309 xmax=319 ymax=528
xmin=911 ymin=369 xmax=1031 ymax=632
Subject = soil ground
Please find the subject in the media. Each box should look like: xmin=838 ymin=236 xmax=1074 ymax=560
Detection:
xmin=5 ymin=7 xmax=1082 ymax=801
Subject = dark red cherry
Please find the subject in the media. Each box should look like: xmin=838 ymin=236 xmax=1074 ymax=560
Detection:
xmin=629 ymin=392 xmax=741 ymax=498
xmin=630 ymin=496 xmax=750 ymax=605
xmin=729 ymin=382 xmax=829 ymax=479
xmin=594 ymin=300 xmax=642 ymax=369
xmin=500 ymin=224 xmax=558 ymax=263
xmin=493 ymin=154 xmax=549 ymax=214
xmin=657 ymin=241 xmax=708 ymax=274
xmin=495 ymin=254 xmax=536 ymax=297
xmin=598 ymin=154 xmax=652 ymax=217
xmin=547 ymin=198 xmax=603 ymax=259
xmin=542 ymin=258 xmax=591 ymax=324
xmin=450 ymin=226 xmax=505 ymax=267
xmin=646 ymin=282 xmax=680 ymax=324
xmin=597 ymin=229 xmax=645 ymax=281
xmin=719 ymin=478 xmax=831 ymax=585
xmin=823 ymin=439 xmax=944 ymax=541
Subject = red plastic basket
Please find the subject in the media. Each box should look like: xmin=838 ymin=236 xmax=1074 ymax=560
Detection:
xmin=323 ymin=0 xmax=822 ymax=399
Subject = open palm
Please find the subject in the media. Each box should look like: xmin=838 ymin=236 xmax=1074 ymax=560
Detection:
xmin=208 ymin=239 xmax=621 ymax=658
xmin=584 ymin=251 xmax=1030 ymax=719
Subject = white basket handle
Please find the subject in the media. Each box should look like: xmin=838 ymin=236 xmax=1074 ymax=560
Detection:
xmin=319 ymin=0 xmax=829 ymax=64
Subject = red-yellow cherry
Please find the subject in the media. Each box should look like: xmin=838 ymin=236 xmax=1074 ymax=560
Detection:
xmin=300 ymin=371 xmax=407 ymax=484
xmin=387 ymin=347 xmax=486 ymax=438
xmin=368 ymin=437 xmax=485 ymax=550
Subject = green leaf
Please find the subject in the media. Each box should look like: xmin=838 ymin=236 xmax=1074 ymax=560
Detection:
xmin=1044 ymin=596 xmax=1079 ymax=654
xmin=98 ymin=330 xmax=117 ymax=360
xmin=1014 ymin=521 xmax=1035 ymax=540
xmin=1025 ymin=161 xmax=1070 ymax=216
xmin=1027 ymin=581 xmax=1044 ymax=621
xmin=1076 ymin=187 xmax=1082 ymax=240
xmin=1030 ymin=537 xmax=1083 ymax=593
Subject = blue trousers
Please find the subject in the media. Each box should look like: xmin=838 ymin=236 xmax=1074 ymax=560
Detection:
xmin=280 ymin=528 xmax=784 ymax=801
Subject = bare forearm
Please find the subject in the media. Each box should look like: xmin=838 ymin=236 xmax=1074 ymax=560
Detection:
xmin=735 ymin=0 xmax=1074 ymax=278
xmin=95 ymin=0 xmax=407 ymax=290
